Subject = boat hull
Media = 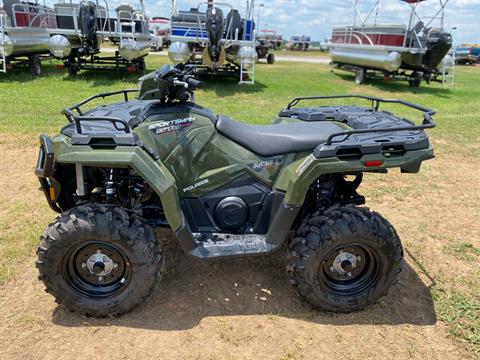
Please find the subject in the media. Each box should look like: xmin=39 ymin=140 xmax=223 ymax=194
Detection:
xmin=1 ymin=28 xmax=51 ymax=57
xmin=118 ymin=38 xmax=150 ymax=61
xmin=330 ymin=47 xmax=402 ymax=72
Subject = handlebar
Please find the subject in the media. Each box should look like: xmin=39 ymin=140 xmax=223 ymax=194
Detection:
xmin=185 ymin=76 xmax=203 ymax=89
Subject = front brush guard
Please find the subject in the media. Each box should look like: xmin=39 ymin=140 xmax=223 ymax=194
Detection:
xmin=35 ymin=135 xmax=62 ymax=212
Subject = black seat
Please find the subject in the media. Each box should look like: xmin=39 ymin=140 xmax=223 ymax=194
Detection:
xmin=216 ymin=115 xmax=348 ymax=157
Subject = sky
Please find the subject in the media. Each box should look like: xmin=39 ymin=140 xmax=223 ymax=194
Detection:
xmin=143 ymin=0 xmax=480 ymax=44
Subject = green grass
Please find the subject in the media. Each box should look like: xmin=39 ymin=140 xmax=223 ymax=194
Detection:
xmin=432 ymin=284 xmax=480 ymax=351
xmin=1 ymin=57 xmax=479 ymax=138
xmin=0 ymin=56 xmax=479 ymax=353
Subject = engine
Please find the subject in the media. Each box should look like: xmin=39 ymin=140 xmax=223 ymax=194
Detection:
xmin=78 ymin=1 xmax=99 ymax=54
xmin=182 ymin=174 xmax=275 ymax=234
xmin=205 ymin=6 xmax=224 ymax=63
xmin=51 ymin=165 xmax=167 ymax=226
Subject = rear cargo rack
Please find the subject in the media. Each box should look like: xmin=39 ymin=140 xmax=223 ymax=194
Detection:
xmin=62 ymin=89 xmax=137 ymax=135
xmin=286 ymin=95 xmax=436 ymax=146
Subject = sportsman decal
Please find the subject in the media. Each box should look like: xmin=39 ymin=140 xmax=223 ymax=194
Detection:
xmin=149 ymin=116 xmax=194 ymax=135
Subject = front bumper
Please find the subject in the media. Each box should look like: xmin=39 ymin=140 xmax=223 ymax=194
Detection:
xmin=35 ymin=135 xmax=62 ymax=212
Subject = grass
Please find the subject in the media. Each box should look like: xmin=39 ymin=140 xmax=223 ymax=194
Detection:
xmin=432 ymin=284 xmax=480 ymax=350
xmin=0 ymin=56 xmax=479 ymax=354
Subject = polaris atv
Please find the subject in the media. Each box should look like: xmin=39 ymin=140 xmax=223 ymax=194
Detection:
xmin=35 ymin=65 xmax=435 ymax=316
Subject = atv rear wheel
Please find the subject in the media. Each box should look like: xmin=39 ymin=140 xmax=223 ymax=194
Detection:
xmin=36 ymin=204 xmax=164 ymax=317
xmin=287 ymin=206 xmax=402 ymax=312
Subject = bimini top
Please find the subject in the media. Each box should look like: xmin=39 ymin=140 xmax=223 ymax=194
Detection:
xmin=401 ymin=0 xmax=428 ymax=3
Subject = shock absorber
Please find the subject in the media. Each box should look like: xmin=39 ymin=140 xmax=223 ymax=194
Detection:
xmin=105 ymin=169 xmax=116 ymax=203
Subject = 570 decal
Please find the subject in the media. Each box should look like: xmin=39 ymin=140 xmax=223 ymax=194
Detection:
xmin=149 ymin=116 xmax=194 ymax=135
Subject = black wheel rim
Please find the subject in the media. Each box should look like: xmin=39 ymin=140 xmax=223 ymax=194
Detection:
xmin=64 ymin=241 xmax=131 ymax=298
xmin=319 ymin=243 xmax=382 ymax=296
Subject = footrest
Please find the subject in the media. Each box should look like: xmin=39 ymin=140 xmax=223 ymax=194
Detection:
xmin=189 ymin=233 xmax=276 ymax=259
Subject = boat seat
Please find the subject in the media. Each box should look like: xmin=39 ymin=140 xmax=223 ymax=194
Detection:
xmin=216 ymin=115 xmax=348 ymax=157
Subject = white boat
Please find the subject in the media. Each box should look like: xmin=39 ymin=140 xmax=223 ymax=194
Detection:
xmin=0 ymin=0 xmax=57 ymax=74
xmin=48 ymin=0 xmax=151 ymax=75
xmin=329 ymin=0 xmax=452 ymax=87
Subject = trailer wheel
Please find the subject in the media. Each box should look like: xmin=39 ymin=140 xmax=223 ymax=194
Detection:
xmin=267 ymin=53 xmax=275 ymax=65
xmin=29 ymin=56 xmax=42 ymax=76
xmin=66 ymin=63 xmax=79 ymax=76
xmin=408 ymin=77 xmax=421 ymax=87
xmin=136 ymin=58 xmax=146 ymax=76
xmin=354 ymin=69 xmax=366 ymax=85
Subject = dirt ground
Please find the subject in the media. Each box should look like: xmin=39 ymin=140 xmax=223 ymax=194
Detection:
xmin=0 ymin=131 xmax=477 ymax=359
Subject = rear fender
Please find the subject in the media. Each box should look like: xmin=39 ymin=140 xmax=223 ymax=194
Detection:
xmin=275 ymin=148 xmax=434 ymax=205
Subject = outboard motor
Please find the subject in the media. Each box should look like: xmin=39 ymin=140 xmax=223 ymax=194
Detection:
xmin=78 ymin=1 xmax=99 ymax=54
xmin=225 ymin=9 xmax=242 ymax=40
xmin=423 ymin=31 xmax=452 ymax=71
xmin=205 ymin=7 xmax=224 ymax=63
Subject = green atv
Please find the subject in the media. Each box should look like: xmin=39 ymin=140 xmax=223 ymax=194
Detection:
xmin=35 ymin=65 xmax=435 ymax=316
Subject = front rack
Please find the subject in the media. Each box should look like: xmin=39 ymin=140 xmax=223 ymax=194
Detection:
xmin=62 ymin=89 xmax=137 ymax=135
xmin=286 ymin=95 xmax=436 ymax=146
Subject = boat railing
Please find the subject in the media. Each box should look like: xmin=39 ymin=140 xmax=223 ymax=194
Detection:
xmin=117 ymin=9 xmax=148 ymax=36
xmin=99 ymin=0 xmax=112 ymax=34
xmin=52 ymin=4 xmax=147 ymax=39
xmin=0 ymin=10 xmax=6 ymax=31
xmin=11 ymin=3 xmax=57 ymax=29
xmin=52 ymin=5 xmax=82 ymax=36
xmin=118 ymin=20 xmax=136 ymax=43
xmin=333 ymin=27 xmax=374 ymax=46
xmin=0 ymin=12 xmax=6 ymax=73
xmin=170 ymin=1 xmax=255 ymax=46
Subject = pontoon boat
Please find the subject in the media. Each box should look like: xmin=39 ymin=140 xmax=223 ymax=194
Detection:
xmin=329 ymin=0 xmax=452 ymax=87
xmin=0 ymin=0 xmax=56 ymax=74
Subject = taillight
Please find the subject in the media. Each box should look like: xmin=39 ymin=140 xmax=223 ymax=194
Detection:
xmin=364 ymin=160 xmax=383 ymax=167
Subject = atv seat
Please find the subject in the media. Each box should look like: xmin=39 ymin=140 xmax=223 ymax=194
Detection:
xmin=216 ymin=115 xmax=349 ymax=157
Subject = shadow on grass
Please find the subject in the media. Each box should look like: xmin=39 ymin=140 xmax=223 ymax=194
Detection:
xmin=0 ymin=60 xmax=143 ymax=86
xmin=333 ymin=72 xmax=453 ymax=98
xmin=51 ymin=231 xmax=437 ymax=330
xmin=61 ymin=70 xmax=139 ymax=87
xmin=0 ymin=62 xmax=65 ymax=83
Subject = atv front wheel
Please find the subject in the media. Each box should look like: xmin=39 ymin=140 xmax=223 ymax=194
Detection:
xmin=287 ymin=206 xmax=402 ymax=312
xmin=36 ymin=204 xmax=164 ymax=316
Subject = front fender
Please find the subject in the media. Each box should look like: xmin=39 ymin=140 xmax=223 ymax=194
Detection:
xmin=52 ymin=135 xmax=184 ymax=231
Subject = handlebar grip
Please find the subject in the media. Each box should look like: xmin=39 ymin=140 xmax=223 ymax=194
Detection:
xmin=185 ymin=76 xmax=203 ymax=89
